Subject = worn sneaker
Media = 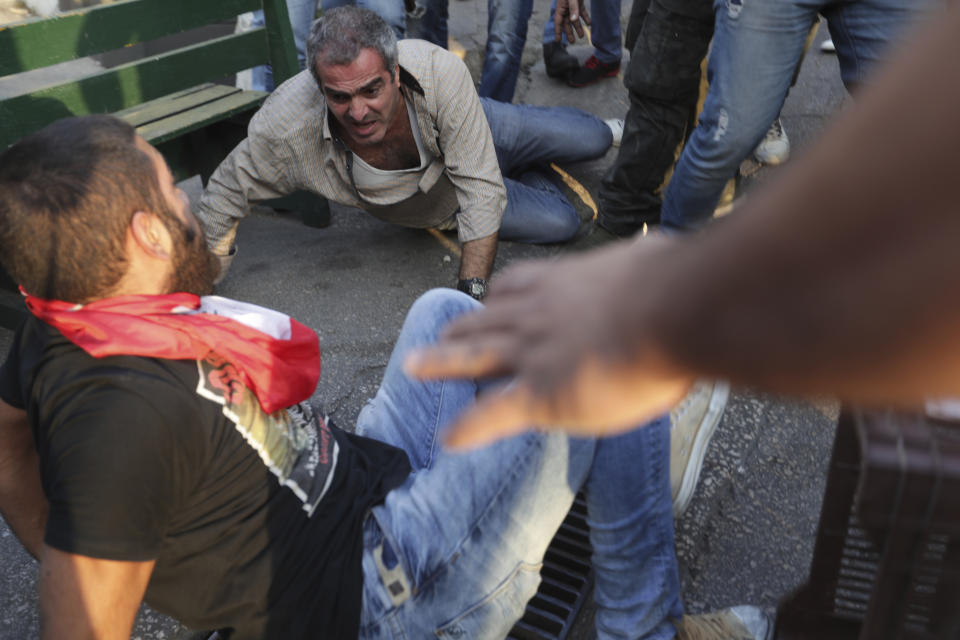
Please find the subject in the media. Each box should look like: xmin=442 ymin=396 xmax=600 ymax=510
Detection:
xmin=604 ymin=118 xmax=624 ymax=147
xmin=543 ymin=42 xmax=580 ymax=80
xmin=753 ymin=118 xmax=790 ymax=166
xmin=670 ymin=380 xmax=730 ymax=517
xmin=674 ymin=606 xmax=773 ymax=640
xmin=820 ymin=38 xmax=836 ymax=53
xmin=567 ymin=55 xmax=620 ymax=87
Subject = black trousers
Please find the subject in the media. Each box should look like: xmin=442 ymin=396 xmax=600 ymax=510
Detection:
xmin=597 ymin=0 xmax=715 ymax=236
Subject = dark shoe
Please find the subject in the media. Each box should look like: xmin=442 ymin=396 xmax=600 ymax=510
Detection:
xmin=570 ymin=221 xmax=625 ymax=251
xmin=566 ymin=55 xmax=620 ymax=87
xmin=543 ymin=42 xmax=579 ymax=80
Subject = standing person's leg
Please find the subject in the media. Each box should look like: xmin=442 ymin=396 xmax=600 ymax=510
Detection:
xmin=660 ymin=0 xmax=815 ymax=231
xmin=355 ymin=289 xmax=684 ymax=639
xmin=823 ymin=0 xmax=938 ymax=93
xmin=248 ymin=0 xmax=318 ymax=92
xmin=564 ymin=0 xmax=624 ymax=87
xmin=588 ymin=0 xmax=623 ymax=65
xmin=288 ymin=0 xmax=319 ymax=68
xmin=321 ymin=0 xmax=407 ymax=38
xmin=596 ymin=0 xmax=714 ymax=236
xmin=406 ymin=0 xmax=449 ymax=47
xmin=478 ymin=0 xmax=535 ymax=102
xmin=481 ymin=98 xmax=613 ymax=242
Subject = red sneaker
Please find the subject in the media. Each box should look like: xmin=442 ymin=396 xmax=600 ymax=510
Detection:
xmin=566 ymin=55 xmax=620 ymax=88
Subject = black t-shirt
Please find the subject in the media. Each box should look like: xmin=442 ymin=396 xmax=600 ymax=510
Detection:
xmin=0 ymin=318 xmax=411 ymax=638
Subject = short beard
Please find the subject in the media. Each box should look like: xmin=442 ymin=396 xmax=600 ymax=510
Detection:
xmin=161 ymin=209 xmax=220 ymax=296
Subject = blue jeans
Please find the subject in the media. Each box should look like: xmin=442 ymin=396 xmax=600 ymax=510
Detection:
xmin=541 ymin=0 xmax=623 ymax=63
xmin=660 ymin=0 xmax=937 ymax=230
xmin=322 ymin=0 xmax=449 ymax=47
xmin=479 ymin=0 xmax=622 ymax=102
xmin=249 ymin=0 xmax=318 ymax=92
xmin=482 ymin=98 xmax=613 ymax=243
xmin=251 ymin=0 xmax=448 ymax=93
xmin=355 ymin=289 xmax=683 ymax=639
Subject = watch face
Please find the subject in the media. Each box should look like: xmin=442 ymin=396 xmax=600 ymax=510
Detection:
xmin=470 ymin=281 xmax=485 ymax=297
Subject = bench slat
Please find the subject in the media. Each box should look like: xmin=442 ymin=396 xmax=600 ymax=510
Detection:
xmin=0 ymin=0 xmax=261 ymax=75
xmin=0 ymin=30 xmax=268 ymax=148
xmin=131 ymin=90 xmax=267 ymax=144
xmin=116 ymin=83 xmax=241 ymax=127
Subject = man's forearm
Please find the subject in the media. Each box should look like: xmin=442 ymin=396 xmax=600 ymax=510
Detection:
xmin=459 ymin=233 xmax=498 ymax=280
xmin=647 ymin=8 xmax=960 ymax=405
xmin=0 ymin=402 xmax=47 ymax=559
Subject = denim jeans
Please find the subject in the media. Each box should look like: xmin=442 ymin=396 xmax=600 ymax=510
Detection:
xmin=250 ymin=0 xmax=448 ymax=93
xmin=355 ymin=289 xmax=683 ymax=639
xmin=482 ymin=98 xmax=613 ymax=243
xmin=323 ymin=0 xmax=449 ymax=47
xmin=660 ymin=0 xmax=938 ymax=230
xmin=541 ymin=0 xmax=623 ymax=64
xmin=249 ymin=0 xmax=318 ymax=92
xmin=479 ymin=0 xmax=623 ymax=102
xmin=478 ymin=0 xmax=535 ymax=102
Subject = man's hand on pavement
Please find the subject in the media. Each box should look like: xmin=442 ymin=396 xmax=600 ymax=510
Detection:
xmin=405 ymin=238 xmax=694 ymax=449
xmin=555 ymin=0 xmax=591 ymax=44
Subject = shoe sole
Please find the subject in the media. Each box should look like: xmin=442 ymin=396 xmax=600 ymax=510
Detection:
xmin=752 ymin=152 xmax=790 ymax=166
xmin=673 ymin=381 xmax=730 ymax=517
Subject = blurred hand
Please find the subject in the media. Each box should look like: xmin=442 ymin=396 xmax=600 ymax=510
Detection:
xmin=555 ymin=0 xmax=591 ymax=43
xmin=406 ymin=237 xmax=693 ymax=449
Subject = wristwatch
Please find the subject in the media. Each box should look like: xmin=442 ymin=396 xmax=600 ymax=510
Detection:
xmin=457 ymin=277 xmax=487 ymax=301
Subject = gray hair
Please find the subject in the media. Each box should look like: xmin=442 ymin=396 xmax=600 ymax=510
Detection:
xmin=307 ymin=7 xmax=399 ymax=87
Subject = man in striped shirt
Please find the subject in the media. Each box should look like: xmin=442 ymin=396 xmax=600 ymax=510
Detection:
xmin=196 ymin=6 xmax=618 ymax=299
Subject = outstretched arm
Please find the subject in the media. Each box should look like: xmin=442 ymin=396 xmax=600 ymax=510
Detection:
xmin=0 ymin=399 xmax=47 ymax=559
xmin=407 ymin=7 xmax=960 ymax=447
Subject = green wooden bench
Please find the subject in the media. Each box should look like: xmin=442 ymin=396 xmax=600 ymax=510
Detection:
xmin=0 ymin=0 xmax=302 ymax=329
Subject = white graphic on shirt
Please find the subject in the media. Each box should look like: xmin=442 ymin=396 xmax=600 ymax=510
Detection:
xmin=195 ymin=354 xmax=337 ymax=516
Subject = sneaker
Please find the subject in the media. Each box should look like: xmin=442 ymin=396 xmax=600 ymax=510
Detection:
xmin=543 ymin=42 xmax=579 ymax=80
xmin=571 ymin=221 xmax=623 ymax=250
xmin=674 ymin=606 xmax=773 ymax=640
xmin=567 ymin=55 xmax=620 ymax=87
xmin=752 ymin=118 xmax=790 ymax=166
xmin=670 ymin=380 xmax=730 ymax=517
xmin=820 ymin=38 xmax=836 ymax=53
xmin=604 ymin=118 xmax=624 ymax=147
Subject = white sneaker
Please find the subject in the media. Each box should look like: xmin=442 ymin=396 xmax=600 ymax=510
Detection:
xmin=753 ymin=118 xmax=790 ymax=166
xmin=670 ymin=380 xmax=730 ymax=517
xmin=604 ymin=118 xmax=624 ymax=147
xmin=674 ymin=605 xmax=773 ymax=640
xmin=820 ymin=38 xmax=836 ymax=53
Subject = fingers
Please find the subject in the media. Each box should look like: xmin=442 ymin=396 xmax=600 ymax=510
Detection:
xmin=404 ymin=341 xmax=513 ymax=380
xmin=571 ymin=15 xmax=586 ymax=40
xmin=443 ymin=383 xmax=546 ymax=449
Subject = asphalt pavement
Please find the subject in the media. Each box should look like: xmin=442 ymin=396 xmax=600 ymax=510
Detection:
xmin=0 ymin=1 xmax=851 ymax=637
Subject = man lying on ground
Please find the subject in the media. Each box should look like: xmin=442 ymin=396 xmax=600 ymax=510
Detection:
xmin=0 ymin=116 xmax=764 ymax=640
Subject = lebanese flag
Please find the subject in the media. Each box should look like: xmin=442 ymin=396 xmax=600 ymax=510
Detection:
xmin=23 ymin=292 xmax=320 ymax=414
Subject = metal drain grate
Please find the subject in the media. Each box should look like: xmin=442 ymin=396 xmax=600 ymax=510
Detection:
xmin=508 ymin=493 xmax=594 ymax=640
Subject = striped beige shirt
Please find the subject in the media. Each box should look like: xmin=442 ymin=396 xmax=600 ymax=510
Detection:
xmin=196 ymin=40 xmax=507 ymax=256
